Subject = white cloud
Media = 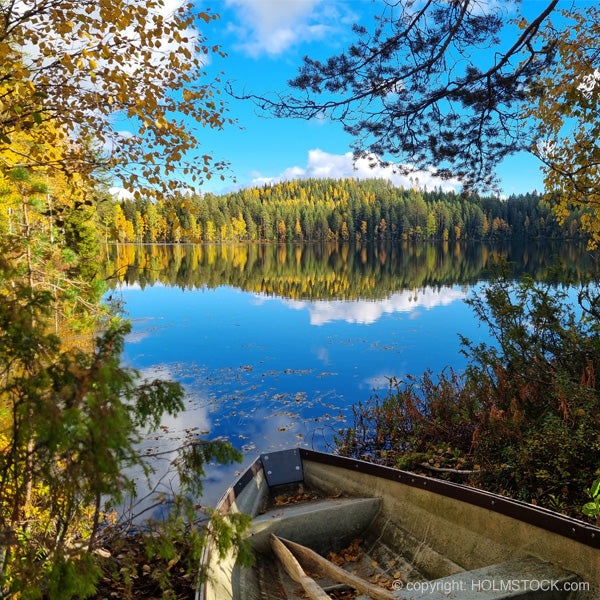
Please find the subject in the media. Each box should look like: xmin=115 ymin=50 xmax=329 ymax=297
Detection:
xmin=109 ymin=165 xmax=199 ymax=201
xmin=225 ymin=0 xmax=332 ymax=57
xmin=124 ymin=329 xmax=152 ymax=344
xmin=109 ymin=186 xmax=135 ymax=200
xmin=248 ymin=149 xmax=462 ymax=192
xmin=268 ymin=286 xmax=468 ymax=326
xmin=314 ymin=346 xmax=331 ymax=365
xmin=363 ymin=373 xmax=395 ymax=390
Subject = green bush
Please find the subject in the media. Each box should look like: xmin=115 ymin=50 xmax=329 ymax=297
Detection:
xmin=0 ymin=167 xmax=251 ymax=598
xmin=337 ymin=268 xmax=600 ymax=517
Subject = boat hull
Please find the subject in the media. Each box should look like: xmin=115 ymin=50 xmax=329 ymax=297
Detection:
xmin=198 ymin=449 xmax=600 ymax=599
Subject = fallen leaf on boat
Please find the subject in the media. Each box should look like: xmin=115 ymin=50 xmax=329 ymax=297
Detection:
xmin=329 ymin=589 xmax=359 ymax=599
xmin=274 ymin=489 xmax=319 ymax=506
xmin=327 ymin=538 xmax=364 ymax=565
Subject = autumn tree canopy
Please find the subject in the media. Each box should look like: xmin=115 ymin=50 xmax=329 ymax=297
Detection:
xmin=527 ymin=4 xmax=600 ymax=246
xmin=0 ymin=3 xmax=252 ymax=597
xmin=0 ymin=0 xmax=229 ymax=195
xmin=241 ymin=0 xmax=559 ymax=192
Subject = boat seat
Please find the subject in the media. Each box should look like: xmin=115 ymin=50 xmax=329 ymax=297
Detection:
xmin=386 ymin=556 xmax=581 ymax=599
xmin=246 ymin=496 xmax=382 ymax=555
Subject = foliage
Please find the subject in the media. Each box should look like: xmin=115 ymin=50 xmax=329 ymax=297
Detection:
xmin=462 ymin=269 xmax=600 ymax=512
xmin=0 ymin=2 xmax=251 ymax=597
xmin=337 ymin=267 xmax=600 ymax=517
xmin=527 ymin=5 xmax=600 ymax=247
xmin=95 ymin=439 xmax=251 ymax=600
xmin=0 ymin=135 xmax=249 ymax=597
xmin=96 ymin=506 xmax=253 ymax=600
xmin=0 ymin=158 xmax=102 ymax=328
xmin=335 ymin=369 xmax=478 ymax=470
xmin=241 ymin=1 xmax=559 ymax=191
xmin=582 ymin=478 xmax=600 ymax=524
xmin=0 ymin=285 xmax=248 ymax=597
xmin=103 ymin=178 xmax=584 ymax=244
xmin=0 ymin=0 xmax=230 ymax=195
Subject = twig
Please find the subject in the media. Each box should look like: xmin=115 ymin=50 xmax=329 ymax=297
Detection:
xmin=418 ymin=462 xmax=477 ymax=475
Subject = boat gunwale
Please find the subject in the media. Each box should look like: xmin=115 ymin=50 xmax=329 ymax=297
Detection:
xmin=216 ymin=449 xmax=600 ymax=549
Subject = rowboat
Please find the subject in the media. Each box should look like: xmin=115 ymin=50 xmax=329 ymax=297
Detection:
xmin=197 ymin=448 xmax=600 ymax=599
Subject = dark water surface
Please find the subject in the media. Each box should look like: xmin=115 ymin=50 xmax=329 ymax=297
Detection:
xmin=103 ymin=241 xmax=596 ymax=505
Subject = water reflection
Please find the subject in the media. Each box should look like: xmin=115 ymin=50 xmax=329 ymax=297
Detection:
xmin=102 ymin=240 xmax=596 ymax=300
xmin=282 ymin=286 xmax=468 ymax=325
xmin=104 ymin=241 xmax=598 ymax=505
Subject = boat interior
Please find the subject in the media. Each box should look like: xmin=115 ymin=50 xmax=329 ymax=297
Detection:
xmin=199 ymin=449 xmax=600 ymax=600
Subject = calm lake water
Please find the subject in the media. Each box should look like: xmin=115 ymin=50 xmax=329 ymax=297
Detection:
xmin=103 ymin=241 xmax=596 ymax=505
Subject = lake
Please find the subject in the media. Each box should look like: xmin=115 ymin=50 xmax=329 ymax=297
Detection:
xmin=103 ymin=240 xmax=596 ymax=505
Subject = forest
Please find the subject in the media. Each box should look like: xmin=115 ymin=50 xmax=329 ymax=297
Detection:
xmin=102 ymin=178 xmax=587 ymax=244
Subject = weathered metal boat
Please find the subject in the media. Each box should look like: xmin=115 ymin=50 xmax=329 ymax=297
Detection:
xmin=198 ymin=448 xmax=600 ymax=599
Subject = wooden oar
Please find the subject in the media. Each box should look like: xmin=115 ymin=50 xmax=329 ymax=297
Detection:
xmin=270 ymin=534 xmax=330 ymax=600
xmin=275 ymin=535 xmax=397 ymax=600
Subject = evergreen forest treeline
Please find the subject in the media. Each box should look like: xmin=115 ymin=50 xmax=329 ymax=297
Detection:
xmin=101 ymin=178 xmax=586 ymax=244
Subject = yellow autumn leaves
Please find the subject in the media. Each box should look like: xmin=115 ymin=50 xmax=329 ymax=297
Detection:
xmin=0 ymin=0 xmax=228 ymax=196
xmin=527 ymin=5 xmax=600 ymax=247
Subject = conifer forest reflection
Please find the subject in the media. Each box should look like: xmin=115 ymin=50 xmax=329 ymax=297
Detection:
xmin=103 ymin=241 xmax=598 ymax=503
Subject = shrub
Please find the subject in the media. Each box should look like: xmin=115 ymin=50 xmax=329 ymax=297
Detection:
xmin=337 ymin=268 xmax=600 ymax=517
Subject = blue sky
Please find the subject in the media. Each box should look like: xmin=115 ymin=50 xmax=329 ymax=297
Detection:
xmin=119 ymin=1 xmax=562 ymax=198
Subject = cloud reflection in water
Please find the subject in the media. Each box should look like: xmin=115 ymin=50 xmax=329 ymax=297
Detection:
xmin=282 ymin=286 xmax=468 ymax=325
